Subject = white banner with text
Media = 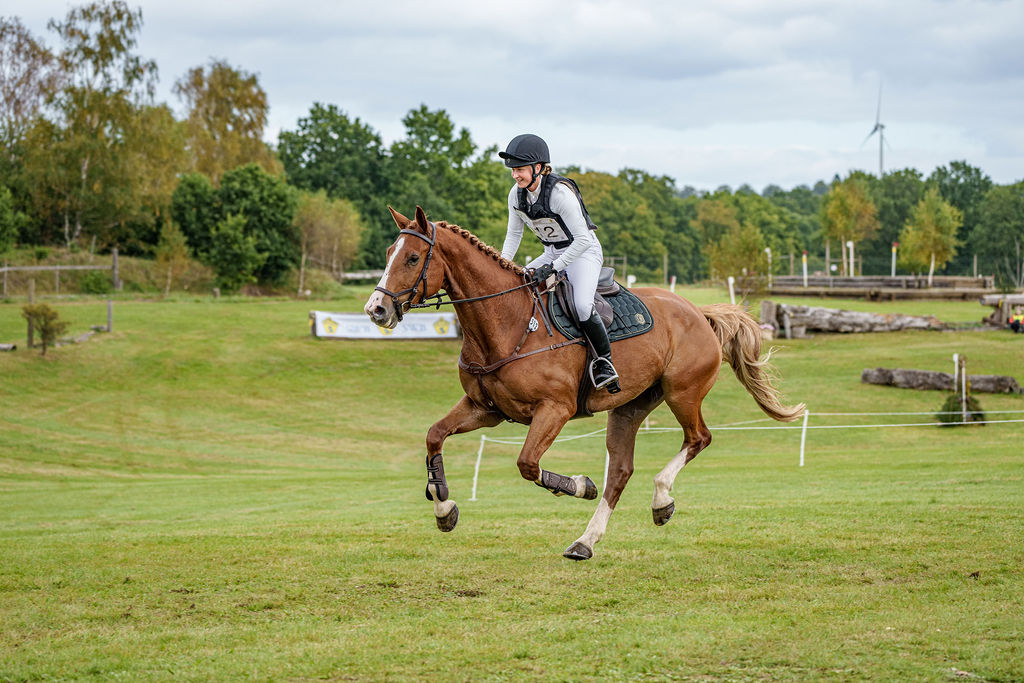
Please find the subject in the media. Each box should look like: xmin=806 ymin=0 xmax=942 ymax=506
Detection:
xmin=310 ymin=311 xmax=459 ymax=339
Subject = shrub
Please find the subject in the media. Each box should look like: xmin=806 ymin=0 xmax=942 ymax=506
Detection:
xmin=21 ymin=303 xmax=69 ymax=356
xmin=80 ymin=270 xmax=112 ymax=294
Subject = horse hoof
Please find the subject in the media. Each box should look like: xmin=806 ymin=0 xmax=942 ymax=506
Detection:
xmin=579 ymin=476 xmax=598 ymax=500
xmin=563 ymin=542 xmax=593 ymax=561
xmin=652 ymin=501 xmax=675 ymax=526
xmin=435 ymin=502 xmax=459 ymax=532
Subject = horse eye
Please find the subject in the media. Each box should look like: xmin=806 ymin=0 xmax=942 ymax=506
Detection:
xmin=407 ymin=253 xmax=421 ymax=266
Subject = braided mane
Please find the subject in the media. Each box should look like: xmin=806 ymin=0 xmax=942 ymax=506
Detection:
xmin=437 ymin=221 xmax=525 ymax=275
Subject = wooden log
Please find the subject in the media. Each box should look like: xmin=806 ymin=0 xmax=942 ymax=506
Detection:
xmin=861 ymin=367 xmax=1021 ymax=394
xmin=773 ymin=303 xmax=945 ymax=336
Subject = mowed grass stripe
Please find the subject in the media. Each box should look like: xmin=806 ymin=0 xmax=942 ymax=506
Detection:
xmin=1 ymin=292 xmax=1022 ymax=680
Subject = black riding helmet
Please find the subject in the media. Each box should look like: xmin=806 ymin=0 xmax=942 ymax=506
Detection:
xmin=499 ymin=134 xmax=550 ymax=168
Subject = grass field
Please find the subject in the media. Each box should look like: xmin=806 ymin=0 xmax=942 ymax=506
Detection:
xmin=1 ymin=287 xmax=1022 ymax=681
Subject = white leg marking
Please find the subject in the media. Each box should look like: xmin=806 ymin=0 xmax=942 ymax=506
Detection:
xmin=433 ymin=497 xmax=456 ymax=519
xmin=652 ymin=447 xmax=689 ymax=510
xmin=575 ymin=498 xmax=613 ymax=549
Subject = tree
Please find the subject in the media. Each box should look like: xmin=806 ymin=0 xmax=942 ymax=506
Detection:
xmin=0 ymin=184 xmax=27 ymax=253
xmin=898 ymin=187 xmax=962 ymax=286
xmin=821 ymin=175 xmax=880 ymax=275
xmin=706 ymin=221 xmax=768 ymax=301
xmin=22 ymin=1 xmax=160 ymax=248
xmin=218 ymin=163 xmax=298 ymax=284
xmin=972 ymin=181 xmax=1024 ymax=290
xmin=863 ymin=169 xmax=924 ymax=274
xmin=0 ymin=17 xmax=60 ymax=157
xmin=154 ymin=218 xmax=190 ymax=296
xmin=174 ymin=58 xmax=280 ymax=182
xmin=293 ymin=190 xmax=362 ymax=292
xmin=928 ymin=161 xmax=993 ymax=274
xmin=21 ymin=303 xmax=68 ymax=356
xmin=574 ymin=170 xmax=665 ymax=281
xmin=170 ymin=172 xmax=218 ymax=258
xmin=277 ymin=103 xmax=392 ymax=268
xmin=207 ymin=214 xmax=264 ymax=293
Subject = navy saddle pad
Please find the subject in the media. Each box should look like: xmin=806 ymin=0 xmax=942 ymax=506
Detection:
xmin=547 ymin=285 xmax=654 ymax=343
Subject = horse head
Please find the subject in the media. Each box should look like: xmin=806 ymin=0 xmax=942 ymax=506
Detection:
xmin=364 ymin=206 xmax=446 ymax=328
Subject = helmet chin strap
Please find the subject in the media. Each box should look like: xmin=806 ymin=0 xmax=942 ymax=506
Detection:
xmin=528 ymin=163 xmax=541 ymax=191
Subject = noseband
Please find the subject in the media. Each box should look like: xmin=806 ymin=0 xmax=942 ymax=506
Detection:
xmin=374 ymin=222 xmax=438 ymax=322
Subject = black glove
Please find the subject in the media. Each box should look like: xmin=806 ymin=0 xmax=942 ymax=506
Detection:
xmin=532 ymin=263 xmax=556 ymax=282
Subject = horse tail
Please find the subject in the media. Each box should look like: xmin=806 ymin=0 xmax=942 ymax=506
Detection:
xmin=701 ymin=303 xmax=805 ymax=423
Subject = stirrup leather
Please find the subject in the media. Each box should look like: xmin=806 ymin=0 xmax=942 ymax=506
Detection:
xmin=589 ymin=356 xmax=619 ymax=389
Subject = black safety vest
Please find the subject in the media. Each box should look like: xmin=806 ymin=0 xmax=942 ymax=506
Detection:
xmin=515 ymin=174 xmax=598 ymax=248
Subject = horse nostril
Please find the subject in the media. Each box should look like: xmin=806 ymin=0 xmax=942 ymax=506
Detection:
xmin=372 ymin=305 xmax=386 ymax=319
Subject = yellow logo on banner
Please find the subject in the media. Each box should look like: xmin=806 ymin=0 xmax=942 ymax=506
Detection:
xmin=323 ymin=317 xmax=339 ymax=334
xmin=377 ymin=325 xmax=394 ymax=336
xmin=434 ymin=318 xmax=450 ymax=335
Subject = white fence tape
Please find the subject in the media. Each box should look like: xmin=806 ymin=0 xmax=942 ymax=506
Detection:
xmin=468 ymin=409 xmax=1024 ymax=501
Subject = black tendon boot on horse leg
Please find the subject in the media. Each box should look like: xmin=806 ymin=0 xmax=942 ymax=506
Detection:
xmin=580 ymin=311 xmax=621 ymax=393
xmin=425 ymin=453 xmax=459 ymax=532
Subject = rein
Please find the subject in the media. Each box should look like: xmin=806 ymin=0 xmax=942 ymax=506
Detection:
xmin=377 ymin=222 xmax=582 ymax=395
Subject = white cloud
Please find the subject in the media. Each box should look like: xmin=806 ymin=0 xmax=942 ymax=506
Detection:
xmin=12 ymin=0 xmax=1024 ymax=188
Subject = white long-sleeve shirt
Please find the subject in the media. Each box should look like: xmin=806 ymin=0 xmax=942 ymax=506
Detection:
xmin=501 ymin=178 xmax=597 ymax=271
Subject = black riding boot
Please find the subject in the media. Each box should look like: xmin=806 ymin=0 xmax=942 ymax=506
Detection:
xmin=580 ymin=311 xmax=620 ymax=393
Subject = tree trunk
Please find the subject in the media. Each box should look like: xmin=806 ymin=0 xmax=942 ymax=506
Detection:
xmin=297 ymin=250 xmax=307 ymax=295
xmin=862 ymin=367 xmax=1021 ymax=394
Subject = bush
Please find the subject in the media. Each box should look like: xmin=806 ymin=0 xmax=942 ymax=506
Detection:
xmin=80 ymin=270 xmax=112 ymax=294
xmin=936 ymin=393 xmax=986 ymax=426
xmin=21 ymin=303 xmax=69 ymax=356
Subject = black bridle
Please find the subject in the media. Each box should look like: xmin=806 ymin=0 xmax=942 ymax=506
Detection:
xmin=373 ymin=222 xmax=438 ymax=322
xmin=374 ymin=221 xmax=542 ymax=322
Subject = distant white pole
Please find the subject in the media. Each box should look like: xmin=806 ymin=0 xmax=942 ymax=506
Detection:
xmin=801 ymin=251 xmax=808 ymax=288
xmin=952 ymin=353 xmax=959 ymax=391
xmin=727 ymin=276 xmax=736 ymax=304
xmin=765 ymin=247 xmax=772 ymax=289
xmin=470 ymin=435 xmax=486 ymax=501
xmin=891 ymin=242 xmax=898 ymax=277
xmin=603 ymin=449 xmax=610 ymax=492
xmin=669 ymin=275 xmax=676 ymax=294
xmin=846 ymin=241 xmax=855 ymax=277
xmin=799 ymin=410 xmax=810 ymax=467
xmin=961 ymin=357 xmax=968 ymax=423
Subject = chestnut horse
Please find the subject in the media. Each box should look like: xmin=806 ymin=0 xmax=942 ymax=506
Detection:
xmin=364 ymin=207 xmax=804 ymax=560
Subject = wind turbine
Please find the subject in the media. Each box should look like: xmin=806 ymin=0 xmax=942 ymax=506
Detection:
xmin=862 ymin=82 xmax=886 ymax=177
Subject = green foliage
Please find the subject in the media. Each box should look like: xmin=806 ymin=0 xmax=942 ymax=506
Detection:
xmin=821 ymin=175 xmax=880 ymax=264
xmin=706 ymin=221 xmax=768 ymax=300
xmin=898 ymin=187 xmax=962 ymax=280
xmin=79 ymin=270 xmax=111 ymax=294
xmin=218 ymin=164 xmax=299 ymax=284
xmin=174 ymin=58 xmax=280 ymax=182
xmin=860 ymin=169 xmax=924 ymax=274
xmin=206 ymin=214 xmax=265 ymax=293
xmin=171 ymin=165 xmax=298 ymax=285
xmin=294 ymin=190 xmax=362 ymax=277
xmin=929 ymin=161 xmax=993 ymax=274
xmin=154 ymin=219 xmax=191 ymax=296
xmin=972 ymin=181 xmax=1024 ymax=290
xmin=20 ymin=302 xmax=68 ymax=355
xmin=936 ymin=393 xmax=986 ymax=425
xmin=170 ymin=172 xmax=218 ymax=257
xmin=0 ymin=185 xmax=27 ymax=253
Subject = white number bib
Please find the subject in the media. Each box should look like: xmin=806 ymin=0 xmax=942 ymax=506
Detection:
xmin=515 ymin=211 xmax=572 ymax=245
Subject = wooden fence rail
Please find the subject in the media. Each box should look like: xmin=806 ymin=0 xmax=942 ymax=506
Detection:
xmin=1 ymin=249 xmax=120 ymax=297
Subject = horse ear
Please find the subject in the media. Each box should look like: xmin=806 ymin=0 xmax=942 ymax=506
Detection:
xmin=388 ymin=206 xmax=409 ymax=229
xmin=414 ymin=206 xmax=430 ymax=234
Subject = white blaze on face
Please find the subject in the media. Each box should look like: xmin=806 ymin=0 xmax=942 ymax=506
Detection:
xmin=363 ymin=236 xmax=406 ymax=317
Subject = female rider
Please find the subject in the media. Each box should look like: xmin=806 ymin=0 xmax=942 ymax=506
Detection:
xmin=498 ymin=133 xmax=620 ymax=392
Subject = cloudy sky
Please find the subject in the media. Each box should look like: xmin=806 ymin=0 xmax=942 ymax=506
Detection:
xmin=14 ymin=0 xmax=1024 ymax=191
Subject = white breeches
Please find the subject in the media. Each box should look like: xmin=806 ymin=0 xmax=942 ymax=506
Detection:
xmin=527 ymin=242 xmax=604 ymax=320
